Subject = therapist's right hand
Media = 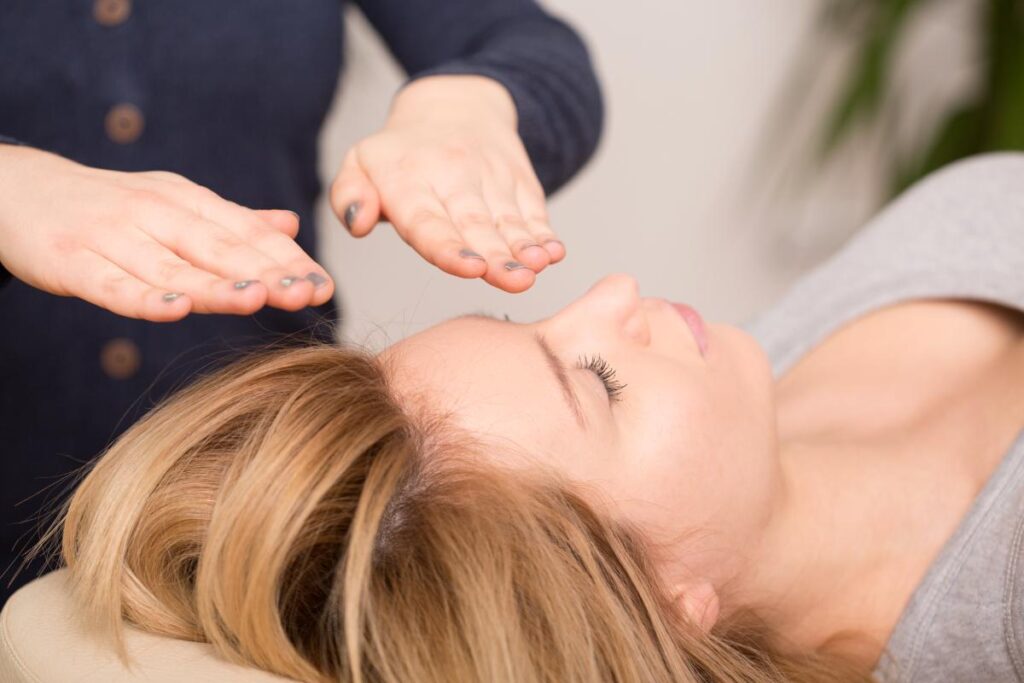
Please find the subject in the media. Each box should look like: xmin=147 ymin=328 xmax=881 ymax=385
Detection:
xmin=0 ymin=145 xmax=334 ymax=322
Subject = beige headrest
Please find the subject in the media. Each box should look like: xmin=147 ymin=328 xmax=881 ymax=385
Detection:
xmin=0 ymin=570 xmax=298 ymax=682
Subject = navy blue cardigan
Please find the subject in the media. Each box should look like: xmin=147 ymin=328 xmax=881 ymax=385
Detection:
xmin=0 ymin=0 xmax=602 ymax=601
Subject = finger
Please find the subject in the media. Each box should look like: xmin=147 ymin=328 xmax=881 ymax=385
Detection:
xmin=173 ymin=200 xmax=333 ymax=308
xmin=330 ymin=147 xmax=382 ymax=238
xmin=516 ymin=179 xmax=565 ymax=264
xmin=253 ymin=209 xmax=301 ymax=239
xmin=64 ymin=250 xmax=192 ymax=322
xmin=387 ymin=188 xmax=488 ymax=279
xmin=92 ymin=233 xmax=274 ymax=315
xmin=137 ymin=208 xmax=318 ymax=311
xmin=443 ymin=192 xmax=536 ymax=293
xmin=481 ymin=179 xmax=550 ymax=273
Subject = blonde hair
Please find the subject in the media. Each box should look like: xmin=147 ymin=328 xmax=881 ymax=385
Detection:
xmin=54 ymin=345 xmax=873 ymax=682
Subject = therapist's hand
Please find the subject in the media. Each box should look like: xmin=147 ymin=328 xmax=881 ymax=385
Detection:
xmin=0 ymin=145 xmax=333 ymax=321
xmin=330 ymin=75 xmax=565 ymax=294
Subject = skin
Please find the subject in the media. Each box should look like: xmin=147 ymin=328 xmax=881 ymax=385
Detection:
xmin=0 ymin=75 xmax=559 ymax=321
xmin=332 ymin=76 xmax=565 ymax=295
xmin=384 ymin=274 xmax=1024 ymax=667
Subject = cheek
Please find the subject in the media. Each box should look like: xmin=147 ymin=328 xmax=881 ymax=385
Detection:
xmin=613 ymin=358 xmax=775 ymax=536
xmin=614 ymin=383 xmax=724 ymax=526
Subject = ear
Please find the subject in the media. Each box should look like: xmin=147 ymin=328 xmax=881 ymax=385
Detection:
xmin=671 ymin=580 xmax=721 ymax=632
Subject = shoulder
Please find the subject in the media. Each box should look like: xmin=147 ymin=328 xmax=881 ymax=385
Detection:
xmin=746 ymin=154 xmax=1024 ymax=375
xmin=863 ymin=153 xmax=1024 ymax=248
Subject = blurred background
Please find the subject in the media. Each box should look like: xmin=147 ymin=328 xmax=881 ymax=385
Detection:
xmin=318 ymin=0 xmax=998 ymax=349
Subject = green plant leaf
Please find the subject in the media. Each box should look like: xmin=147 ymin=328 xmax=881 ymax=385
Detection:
xmin=893 ymin=105 xmax=984 ymax=194
xmin=818 ymin=0 xmax=920 ymax=158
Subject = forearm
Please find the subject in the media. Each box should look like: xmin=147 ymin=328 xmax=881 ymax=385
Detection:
xmin=355 ymin=0 xmax=604 ymax=195
xmin=410 ymin=17 xmax=603 ymax=195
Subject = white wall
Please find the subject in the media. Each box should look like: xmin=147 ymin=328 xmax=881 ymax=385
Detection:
xmin=315 ymin=0 xmax=976 ymax=350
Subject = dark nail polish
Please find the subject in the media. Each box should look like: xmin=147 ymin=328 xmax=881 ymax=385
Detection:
xmin=459 ymin=248 xmax=485 ymax=260
xmin=162 ymin=292 xmax=183 ymax=303
xmin=305 ymin=272 xmax=328 ymax=288
xmin=343 ymin=202 xmax=360 ymax=232
xmin=234 ymin=280 xmax=258 ymax=290
xmin=504 ymin=261 xmax=527 ymax=271
xmin=280 ymin=276 xmax=299 ymax=288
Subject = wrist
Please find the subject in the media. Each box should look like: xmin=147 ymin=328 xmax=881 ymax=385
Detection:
xmin=389 ymin=75 xmax=517 ymax=131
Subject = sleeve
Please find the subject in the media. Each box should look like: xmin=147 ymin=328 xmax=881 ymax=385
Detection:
xmin=352 ymin=0 xmax=604 ymax=195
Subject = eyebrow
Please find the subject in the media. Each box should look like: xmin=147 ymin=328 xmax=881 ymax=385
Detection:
xmin=458 ymin=313 xmax=587 ymax=430
xmin=534 ymin=333 xmax=587 ymax=430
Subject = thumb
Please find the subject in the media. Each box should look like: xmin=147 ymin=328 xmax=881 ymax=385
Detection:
xmin=330 ymin=147 xmax=381 ymax=238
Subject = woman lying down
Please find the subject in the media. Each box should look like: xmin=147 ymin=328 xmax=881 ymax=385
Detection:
xmin=54 ymin=154 xmax=1024 ymax=683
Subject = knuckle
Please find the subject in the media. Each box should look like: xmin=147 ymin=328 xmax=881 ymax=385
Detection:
xmin=496 ymin=213 xmax=527 ymax=229
xmin=99 ymin=273 xmax=131 ymax=299
xmin=49 ymin=233 xmax=81 ymax=257
xmin=455 ymin=211 xmax=494 ymax=231
xmin=146 ymin=170 xmax=188 ymax=184
xmin=394 ymin=154 xmax=419 ymax=175
xmin=403 ymin=207 xmax=448 ymax=229
xmin=210 ymin=231 xmax=245 ymax=252
xmin=186 ymin=184 xmax=220 ymax=207
xmin=126 ymin=188 xmax=164 ymax=209
xmin=155 ymin=257 xmax=187 ymax=282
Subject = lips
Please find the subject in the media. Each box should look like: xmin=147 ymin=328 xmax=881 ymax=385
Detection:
xmin=669 ymin=302 xmax=709 ymax=356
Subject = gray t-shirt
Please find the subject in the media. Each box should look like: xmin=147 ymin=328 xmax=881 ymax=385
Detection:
xmin=744 ymin=153 xmax=1024 ymax=682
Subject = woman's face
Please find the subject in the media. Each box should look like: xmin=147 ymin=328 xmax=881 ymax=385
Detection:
xmin=384 ymin=275 xmax=781 ymax=580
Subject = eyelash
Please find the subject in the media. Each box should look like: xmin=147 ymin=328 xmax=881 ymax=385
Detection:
xmin=577 ymin=354 xmax=626 ymax=403
xmin=500 ymin=315 xmax=626 ymax=404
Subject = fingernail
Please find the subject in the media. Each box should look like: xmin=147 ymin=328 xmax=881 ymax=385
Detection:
xmin=162 ymin=292 xmax=183 ymax=303
xmin=286 ymin=210 xmax=300 ymax=222
xmin=504 ymin=261 xmax=527 ymax=271
xmin=543 ymin=239 xmax=564 ymax=248
xmin=459 ymin=248 xmax=485 ymax=260
xmin=343 ymin=202 xmax=360 ymax=232
xmin=280 ymin=276 xmax=300 ymax=288
xmin=305 ymin=272 xmax=328 ymax=288
xmin=234 ymin=280 xmax=258 ymax=290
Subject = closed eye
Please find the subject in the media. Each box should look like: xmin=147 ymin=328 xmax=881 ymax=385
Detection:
xmin=577 ymin=354 xmax=626 ymax=403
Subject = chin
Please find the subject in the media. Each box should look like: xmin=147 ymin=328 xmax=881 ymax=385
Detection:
xmin=708 ymin=323 xmax=775 ymax=401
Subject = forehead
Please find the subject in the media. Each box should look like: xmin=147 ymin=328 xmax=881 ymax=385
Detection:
xmin=382 ymin=317 xmax=579 ymax=453
xmin=384 ymin=316 xmax=524 ymax=396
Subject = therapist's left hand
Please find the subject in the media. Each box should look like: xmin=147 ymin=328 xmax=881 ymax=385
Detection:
xmin=330 ymin=76 xmax=565 ymax=294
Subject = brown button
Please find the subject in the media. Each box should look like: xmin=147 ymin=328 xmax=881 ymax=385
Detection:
xmin=93 ymin=0 xmax=132 ymax=27
xmin=100 ymin=338 xmax=141 ymax=380
xmin=105 ymin=103 xmax=144 ymax=144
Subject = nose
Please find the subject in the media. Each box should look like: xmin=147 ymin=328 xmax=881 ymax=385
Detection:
xmin=588 ymin=274 xmax=641 ymax=309
xmin=547 ymin=274 xmax=649 ymax=344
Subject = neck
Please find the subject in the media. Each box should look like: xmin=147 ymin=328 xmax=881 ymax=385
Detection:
xmin=733 ymin=354 xmax=1024 ymax=665
xmin=739 ymin=438 xmax=963 ymax=661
